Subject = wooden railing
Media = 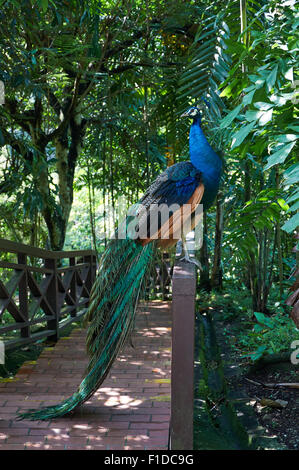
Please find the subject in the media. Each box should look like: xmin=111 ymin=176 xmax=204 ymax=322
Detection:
xmin=0 ymin=236 xmax=197 ymax=448
xmin=0 ymin=239 xmax=97 ymax=351
xmin=170 ymin=236 xmax=197 ymax=450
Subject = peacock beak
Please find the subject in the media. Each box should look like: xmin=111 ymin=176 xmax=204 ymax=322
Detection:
xmin=180 ymin=111 xmax=190 ymax=117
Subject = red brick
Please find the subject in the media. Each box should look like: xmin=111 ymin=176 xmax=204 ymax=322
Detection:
xmin=6 ymin=436 xmax=45 ymax=444
xmin=151 ymin=414 xmax=170 ymax=421
xmin=112 ymin=414 xmax=150 ymax=422
xmin=0 ymin=428 xmax=30 ymax=436
xmin=130 ymin=422 xmax=169 ymax=430
xmin=31 ymin=444 xmax=66 ymax=450
xmin=0 ymin=443 xmax=26 ymax=450
xmin=29 ymin=429 xmax=53 ymax=436
xmin=0 ymin=406 xmax=19 ymax=413
xmin=149 ymin=430 xmax=169 ymax=438
xmin=70 ymin=425 xmax=107 ymax=434
xmin=11 ymin=421 xmax=50 ymax=429
xmin=106 ymin=421 xmax=130 ymax=429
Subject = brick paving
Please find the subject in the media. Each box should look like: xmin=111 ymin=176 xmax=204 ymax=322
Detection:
xmin=0 ymin=301 xmax=171 ymax=450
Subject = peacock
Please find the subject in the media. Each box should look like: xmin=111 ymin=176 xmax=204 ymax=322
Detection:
xmin=17 ymin=105 xmax=222 ymax=420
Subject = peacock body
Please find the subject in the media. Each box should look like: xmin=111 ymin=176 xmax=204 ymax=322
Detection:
xmin=18 ymin=106 xmax=222 ymax=420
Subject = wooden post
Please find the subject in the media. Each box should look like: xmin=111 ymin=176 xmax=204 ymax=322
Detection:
xmin=17 ymin=253 xmax=29 ymax=338
xmin=69 ymin=257 xmax=77 ymax=317
xmin=45 ymin=257 xmax=59 ymax=342
xmin=170 ymin=259 xmax=196 ymax=450
xmin=83 ymin=255 xmax=92 ymax=295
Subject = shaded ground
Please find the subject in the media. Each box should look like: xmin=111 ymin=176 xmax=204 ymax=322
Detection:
xmin=194 ymin=312 xmax=257 ymax=450
xmin=241 ymin=367 xmax=298 ymax=450
xmin=214 ymin=311 xmax=298 ymax=450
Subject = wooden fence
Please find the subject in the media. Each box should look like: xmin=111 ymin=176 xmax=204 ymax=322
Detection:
xmin=0 ymin=236 xmax=198 ymax=449
xmin=0 ymin=239 xmax=97 ymax=351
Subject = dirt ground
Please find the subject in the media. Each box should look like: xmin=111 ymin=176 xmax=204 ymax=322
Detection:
xmin=243 ymin=366 xmax=298 ymax=450
xmin=215 ymin=312 xmax=299 ymax=450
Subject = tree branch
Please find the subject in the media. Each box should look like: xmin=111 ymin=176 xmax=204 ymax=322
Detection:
xmin=4 ymin=98 xmax=34 ymax=135
xmin=106 ymin=60 xmax=181 ymax=74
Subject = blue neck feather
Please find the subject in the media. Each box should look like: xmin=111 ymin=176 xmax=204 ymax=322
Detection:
xmin=189 ymin=116 xmax=222 ymax=208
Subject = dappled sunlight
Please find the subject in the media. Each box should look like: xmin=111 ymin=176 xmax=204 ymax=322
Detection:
xmin=126 ymin=434 xmax=149 ymax=442
xmin=141 ymin=349 xmax=160 ymax=355
xmin=139 ymin=302 xmax=170 ymax=310
xmin=152 ymin=367 xmax=167 ymax=376
xmin=72 ymin=424 xmax=91 ymax=430
xmin=101 ymin=389 xmax=119 ymax=396
xmin=104 ymin=394 xmax=144 ymax=409
xmin=93 ymin=385 xmax=146 ymax=409
xmin=52 ymin=428 xmax=65 ymax=434
xmin=47 ymin=433 xmax=69 ymax=440
xmin=25 ymin=442 xmax=43 ymax=448
xmin=137 ymin=326 xmax=171 ymax=338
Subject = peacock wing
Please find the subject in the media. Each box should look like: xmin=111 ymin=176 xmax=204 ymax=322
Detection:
xmin=133 ymin=162 xmax=204 ymax=246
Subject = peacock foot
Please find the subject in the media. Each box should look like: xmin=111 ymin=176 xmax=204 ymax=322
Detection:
xmin=179 ymin=255 xmax=202 ymax=270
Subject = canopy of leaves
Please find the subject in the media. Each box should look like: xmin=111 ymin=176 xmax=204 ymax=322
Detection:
xmin=0 ymin=0 xmax=297 ymax=317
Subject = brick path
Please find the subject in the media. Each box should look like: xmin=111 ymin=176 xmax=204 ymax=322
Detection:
xmin=0 ymin=301 xmax=171 ymax=450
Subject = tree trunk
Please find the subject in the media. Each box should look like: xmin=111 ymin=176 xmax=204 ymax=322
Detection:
xmin=275 ymin=169 xmax=284 ymax=297
xmin=87 ymin=163 xmax=97 ymax=253
xmin=199 ymin=212 xmax=211 ymax=290
xmin=38 ymin=106 xmax=87 ymax=251
xmin=211 ymin=193 xmax=223 ymax=289
xmin=249 ymin=250 xmax=258 ymax=312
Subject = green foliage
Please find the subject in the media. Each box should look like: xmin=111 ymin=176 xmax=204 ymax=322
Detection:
xmin=239 ymin=311 xmax=298 ymax=362
xmin=0 ymin=0 xmax=205 ymax=249
xmin=219 ymin=1 xmax=298 ymax=235
xmin=197 ymin=286 xmax=252 ymax=321
xmin=174 ymin=1 xmax=298 ymax=315
xmin=198 ymin=285 xmax=298 ymax=364
xmin=178 ymin=5 xmax=231 ymax=150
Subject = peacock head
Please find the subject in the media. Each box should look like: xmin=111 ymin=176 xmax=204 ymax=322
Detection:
xmin=181 ymin=99 xmax=210 ymax=121
xmin=181 ymin=106 xmax=201 ymax=119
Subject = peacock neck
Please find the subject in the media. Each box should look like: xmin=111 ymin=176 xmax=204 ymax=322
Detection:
xmin=189 ymin=117 xmax=222 ymax=181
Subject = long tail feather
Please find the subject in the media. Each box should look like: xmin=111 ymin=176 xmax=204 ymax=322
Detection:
xmin=17 ymin=238 xmax=155 ymax=420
